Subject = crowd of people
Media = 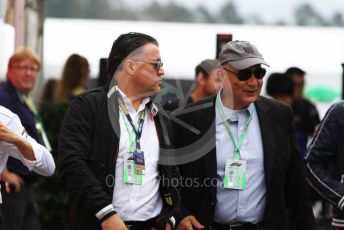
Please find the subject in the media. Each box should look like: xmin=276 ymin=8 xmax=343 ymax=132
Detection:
xmin=0 ymin=32 xmax=343 ymax=230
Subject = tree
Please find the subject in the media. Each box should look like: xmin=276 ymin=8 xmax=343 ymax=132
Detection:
xmin=194 ymin=5 xmax=216 ymax=23
xmin=294 ymin=3 xmax=327 ymax=26
xmin=332 ymin=12 xmax=344 ymax=27
xmin=217 ymin=1 xmax=243 ymax=24
xmin=141 ymin=1 xmax=194 ymax=22
xmin=45 ymin=0 xmax=121 ymax=19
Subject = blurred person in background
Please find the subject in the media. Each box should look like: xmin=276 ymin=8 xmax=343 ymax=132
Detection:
xmin=36 ymin=54 xmax=90 ymax=230
xmin=54 ymin=53 xmax=90 ymax=102
xmin=40 ymin=79 xmax=58 ymax=102
xmin=266 ymin=72 xmax=294 ymax=106
xmin=0 ymin=47 xmax=52 ymax=230
xmin=286 ymin=67 xmax=320 ymax=159
xmin=287 ymin=67 xmax=327 ymax=222
xmin=164 ymin=59 xmax=222 ymax=111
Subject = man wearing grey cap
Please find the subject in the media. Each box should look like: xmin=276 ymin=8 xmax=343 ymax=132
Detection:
xmin=163 ymin=59 xmax=221 ymax=111
xmin=173 ymin=41 xmax=316 ymax=230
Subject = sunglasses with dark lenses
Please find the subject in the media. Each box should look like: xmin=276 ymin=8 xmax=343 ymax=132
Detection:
xmin=146 ymin=60 xmax=163 ymax=70
xmin=223 ymin=67 xmax=266 ymax=81
xmin=134 ymin=60 xmax=163 ymax=70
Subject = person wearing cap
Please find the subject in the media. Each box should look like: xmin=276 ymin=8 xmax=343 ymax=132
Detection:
xmin=59 ymin=32 xmax=185 ymax=230
xmin=173 ymin=41 xmax=316 ymax=230
xmin=164 ymin=59 xmax=222 ymax=111
xmin=0 ymin=105 xmax=55 ymax=229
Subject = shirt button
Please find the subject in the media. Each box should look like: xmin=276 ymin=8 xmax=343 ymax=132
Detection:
xmin=211 ymin=202 xmax=215 ymax=206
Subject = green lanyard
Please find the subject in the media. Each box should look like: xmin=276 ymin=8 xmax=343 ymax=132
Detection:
xmin=216 ymin=94 xmax=254 ymax=160
xmin=20 ymin=94 xmax=52 ymax=151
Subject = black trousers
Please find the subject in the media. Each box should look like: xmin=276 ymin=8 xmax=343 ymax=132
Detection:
xmin=0 ymin=205 xmax=7 ymax=230
xmin=1 ymin=185 xmax=40 ymax=230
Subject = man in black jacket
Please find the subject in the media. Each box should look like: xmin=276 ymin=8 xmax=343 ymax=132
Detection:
xmin=173 ymin=41 xmax=317 ymax=230
xmin=59 ymin=32 xmax=183 ymax=230
xmin=306 ymin=101 xmax=344 ymax=229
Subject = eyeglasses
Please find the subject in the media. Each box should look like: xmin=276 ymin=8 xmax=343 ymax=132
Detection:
xmin=11 ymin=66 xmax=39 ymax=73
xmin=134 ymin=60 xmax=163 ymax=70
xmin=223 ymin=67 xmax=266 ymax=81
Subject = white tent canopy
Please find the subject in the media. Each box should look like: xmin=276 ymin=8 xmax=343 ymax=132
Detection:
xmin=1 ymin=18 xmax=344 ymax=116
xmin=42 ymin=19 xmax=344 ymax=84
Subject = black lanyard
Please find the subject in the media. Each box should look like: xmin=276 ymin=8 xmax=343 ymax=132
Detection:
xmin=116 ymin=91 xmax=145 ymax=150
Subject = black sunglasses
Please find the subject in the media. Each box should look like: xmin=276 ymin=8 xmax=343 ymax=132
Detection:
xmin=134 ymin=60 xmax=163 ymax=70
xmin=146 ymin=60 xmax=163 ymax=70
xmin=223 ymin=67 xmax=266 ymax=81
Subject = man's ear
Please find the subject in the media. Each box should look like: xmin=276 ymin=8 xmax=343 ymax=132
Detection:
xmin=124 ymin=59 xmax=135 ymax=75
xmin=217 ymin=69 xmax=226 ymax=85
xmin=196 ymin=73 xmax=205 ymax=85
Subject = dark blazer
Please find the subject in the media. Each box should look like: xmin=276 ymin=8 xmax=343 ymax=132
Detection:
xmin=59 ymin=85 xmax=183 ymax=230
xmin=0 ymin=82 xmax=38 ymax=183
xmin=172 ymin=95 xmax=317 ymax=230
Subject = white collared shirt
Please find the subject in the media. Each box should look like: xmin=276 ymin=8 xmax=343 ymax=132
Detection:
xmin=0 ymin=106 xmax=55 ymax=203
xmin=112 ymin=87 xmax=162 ymax=221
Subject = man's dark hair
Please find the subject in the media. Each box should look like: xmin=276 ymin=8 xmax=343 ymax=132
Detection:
xmin=107 ymin=32 xmax=159 ymax=78
xmin=285 ymin=67 xmax=306 ymax=78
xmin=266 ymin=73 xmax=294 ymax=97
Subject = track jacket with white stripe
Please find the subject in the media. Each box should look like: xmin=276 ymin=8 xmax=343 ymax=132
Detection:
xmin=305 ymin=101 xmax=344 ymax=227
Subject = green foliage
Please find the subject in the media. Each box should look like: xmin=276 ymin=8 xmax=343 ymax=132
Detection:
xmin=332 ymin=12 xmax=344 ymax=27
xmin=44 ymin=0 xmax=344 ymax=26
xmin=37 ymin=100 xmax=69 ymax=230
xmin=218 ymin=1 xmax=244 ymax=24
xmin=141 ymin=2 xmax=194 ymax=22
xmin=195 ymin=5 xmax=216 ymax=23
xmin=294 ymin=3 xmax=328 ymax=26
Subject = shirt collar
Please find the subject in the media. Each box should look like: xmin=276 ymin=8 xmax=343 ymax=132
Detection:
xmin=215 ymin=90 xmax=255 ymax=125
xmin=116 ymin=86 xmax=151 ymax=113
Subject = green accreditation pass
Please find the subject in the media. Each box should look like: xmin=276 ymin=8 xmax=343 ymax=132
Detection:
xmin=224 ymin=159 xmax=247 ymax=190
xmin=123 ymin=152 xmax=143 ymax=185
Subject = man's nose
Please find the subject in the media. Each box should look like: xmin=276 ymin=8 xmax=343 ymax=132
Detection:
xmin=158 ymin=66 xmax=164 ymax=76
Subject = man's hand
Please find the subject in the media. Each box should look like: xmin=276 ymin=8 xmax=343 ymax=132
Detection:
xmin=0 ymin=122 xmax=20 ymax=144
xmin=1 ymin=169 xmax=24 ymax=192
xmin=166 ymin=223 xmax=172 ymax=230
xmin=0 ymin=122 xmax=35 ymax=161
xmin=176 ymin=216 xmax=204 ymax=230
xmin=101 ymin=214 xmax=127 ymax=230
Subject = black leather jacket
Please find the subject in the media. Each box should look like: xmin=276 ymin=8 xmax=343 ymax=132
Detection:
xmin=305 ymin=101 xmax=344 ymax=226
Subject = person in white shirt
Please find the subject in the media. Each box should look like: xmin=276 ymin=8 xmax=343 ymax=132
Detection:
xmin=0 ymin=105 xmax=55 ymax=228
xmin=60 ymin=32 xmax=184 ymax=230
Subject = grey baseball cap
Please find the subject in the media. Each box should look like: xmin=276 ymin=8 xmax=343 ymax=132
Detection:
xmin=197 ymin=59 xmax=220 ymax=75
xmin=219 ymin=40 xmax=269 ymax=70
